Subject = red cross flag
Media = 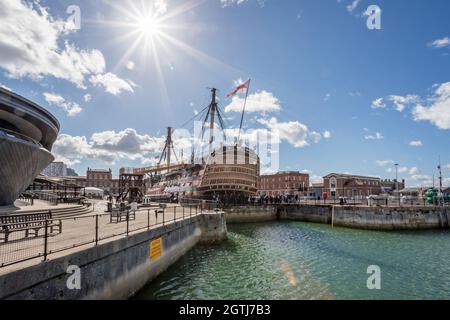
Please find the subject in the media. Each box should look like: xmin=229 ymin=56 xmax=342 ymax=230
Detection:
xmin=227 ymin=79 xmax=251 ymax=98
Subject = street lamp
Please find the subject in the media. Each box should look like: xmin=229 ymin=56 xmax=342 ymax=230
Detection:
xmin=394 ymin=163 xmax=400 ymax=206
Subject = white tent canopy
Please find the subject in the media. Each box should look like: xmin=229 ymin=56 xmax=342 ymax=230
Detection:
xmin=84 ymin=187 xmax=104 ymax=196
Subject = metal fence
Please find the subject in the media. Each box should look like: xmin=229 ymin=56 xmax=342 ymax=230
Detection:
xmin=249 ymin=196 xmax=450 ymax=208
xmin=0 ymin=204 xmax=210 ymax=269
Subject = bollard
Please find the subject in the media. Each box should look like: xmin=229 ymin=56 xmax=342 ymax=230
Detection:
xmin=43 ymin=219 xmax=49 ymax=261
xmin=126 ymin=210 xmax=129 ymax=236
xmin=148 ymin=209 xmax=150 ymax=230
xmin=95 ymin=214 xmax=99 ymax=245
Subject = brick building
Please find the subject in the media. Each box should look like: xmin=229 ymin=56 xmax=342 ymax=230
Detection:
xmin=323 ymin=173 xmax=381 ymax=199
xmin=86 ymin=168 xmax=112 ymax=191
xmin=258 ymin=171 xmax=309 ymax=197
xmin=381 ymin=179 xmax=406 ymax=194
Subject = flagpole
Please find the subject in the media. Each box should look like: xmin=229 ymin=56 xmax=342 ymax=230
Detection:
xmin=237 ymin=79 xmax=251 ymax=145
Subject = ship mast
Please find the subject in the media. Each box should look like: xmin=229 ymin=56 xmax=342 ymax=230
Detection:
xmin=209 ymin=88 xmax=217 ymax=156
xmin=158 ymin=127 xmax=178 ymax=171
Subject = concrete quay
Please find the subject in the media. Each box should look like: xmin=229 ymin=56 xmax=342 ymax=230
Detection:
xmin=0 ymin=204 xmax=227 ymax=300
xmin=224 ymin=204 xmax=450 ymax=230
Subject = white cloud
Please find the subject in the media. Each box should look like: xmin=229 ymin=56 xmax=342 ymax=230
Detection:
xmin=323 ymin=131 xmax=332 ymax=139
xmin=371 ymin=98 xmax=385 ymax=109
xmin=221 ymin=0 xmax=249 ymax=7
xmin=428 ymin=37 xmax=450 ymax=49
xmin=43 ymin=92 xmax=82 ymax=117
xmin=257 ymin=117 xmax=311 ymax=148
xmin=409 ymin=167 xmax=420 ymax=175
xmin=364 ymin=132 xmax=384 ymax=140
xmin=387 ymin=166 xmax=408 ymax=174
xmin=225 ymin=90 xmax=282 ymax=114
xmin=410 ymin=174 xmax=432 ymax=183
xmin=409 ymin=140 xmax=423 ymax=147
xmin=387 ymin=95 xmax=419 ymax=112
xmin=0 ymin=0 xmax=106 ymax=88
xmin=84 ymin=94 xmax=92 ymax=102
xmin=89 ymin=72 xmax=136 ymax=96
xmin=376 ymin=160 xmax=395 ymax=167
xmin=310 ymin=131 xmax=322 ymax=144
xmin=413 ymin=82 xmax=450 ymax=129
xmin=53 ymin=129 xmax=166 ymax=166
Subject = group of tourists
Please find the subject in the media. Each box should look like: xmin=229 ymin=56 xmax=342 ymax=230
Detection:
xmin=251 ymin=194 xmax=300 ymax=205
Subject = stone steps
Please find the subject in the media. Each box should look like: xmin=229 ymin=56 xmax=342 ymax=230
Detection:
xmin=8 ymin=204 xmax=92 ymax=219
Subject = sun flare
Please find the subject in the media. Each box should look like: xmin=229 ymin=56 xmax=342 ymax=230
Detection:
xmin=137 ymin=15 xmax=161 ymax=38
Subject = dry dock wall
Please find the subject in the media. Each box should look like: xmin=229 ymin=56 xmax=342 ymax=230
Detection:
xmin=225 ymin=206 xmax=278 ymax=223
xmin=0 ymin=213 xmax=226 ymax=300
xmin=332 ymin=206 xmax=450 ymax=230
xmin=226 ymin=205 xmax=450 ymax=231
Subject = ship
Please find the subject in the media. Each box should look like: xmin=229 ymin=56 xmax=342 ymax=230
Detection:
xmin=118 ymin=88 xmax=260 ymax=205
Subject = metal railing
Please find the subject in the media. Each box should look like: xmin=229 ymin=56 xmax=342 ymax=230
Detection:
xmin=249 ymin=196 xmax=450 ymax=208
xmin=27 ymin=191 xmax=59 ymax=205
xmin=0 ymin=204 xmax=213 ymax=269
xmin=179 ymin=198 xmax=222 ymax=211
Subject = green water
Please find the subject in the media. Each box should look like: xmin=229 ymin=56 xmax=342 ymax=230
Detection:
xmin=134 ymin=222 xmax=450 ymax=300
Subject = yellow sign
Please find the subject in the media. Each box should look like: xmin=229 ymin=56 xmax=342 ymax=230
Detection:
xmin=149 ymin=237 xmax=163 ymax=261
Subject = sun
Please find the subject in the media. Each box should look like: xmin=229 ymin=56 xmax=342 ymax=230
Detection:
xmin=137 ymin=15 xmax=161 ymax=39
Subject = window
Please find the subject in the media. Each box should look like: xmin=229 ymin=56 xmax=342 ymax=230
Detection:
xmin=330 ymin=177 xmax=337 ymax=189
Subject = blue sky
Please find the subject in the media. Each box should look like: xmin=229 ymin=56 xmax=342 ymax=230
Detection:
xmin=0 ymin=0 xmax=449 ymax=186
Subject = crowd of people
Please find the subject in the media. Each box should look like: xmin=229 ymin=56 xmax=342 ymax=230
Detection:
xmin=251 ymin=194 xmax=301 ymax=205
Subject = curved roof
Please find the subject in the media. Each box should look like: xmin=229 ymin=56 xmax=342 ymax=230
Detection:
xmin=0 ymin=87 xmax=60 ymax=151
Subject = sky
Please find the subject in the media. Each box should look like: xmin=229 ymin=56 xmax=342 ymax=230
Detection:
xmin=0 ymin=0 xmax=449 ymax=187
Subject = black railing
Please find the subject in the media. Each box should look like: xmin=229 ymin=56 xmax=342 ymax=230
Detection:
xmin=248 ymin=196 xmax=450 ymax=208
xmin=0 ymin=205 xmax=216 ymax=269
xmin=179 ymin=198 xmax=222 ymax=211
xmin=28 ymin=191 xmax=59 ymax=205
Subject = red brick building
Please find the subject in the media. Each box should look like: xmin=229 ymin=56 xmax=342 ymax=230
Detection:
xmin=258 ymin=172 xmax=309 ymax=197
xmin=86 ymin=168 xmax=112 ymax=191
xmin=323 ymin=173 xmax=381 ymax=199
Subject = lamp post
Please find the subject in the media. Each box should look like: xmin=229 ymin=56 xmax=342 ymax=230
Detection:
xmin=394 ymin=163 xmax=400 ymax=206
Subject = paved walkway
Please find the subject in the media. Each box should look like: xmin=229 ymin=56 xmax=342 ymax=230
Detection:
xmin=0 ymin=201 xmax=204 ymax=276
